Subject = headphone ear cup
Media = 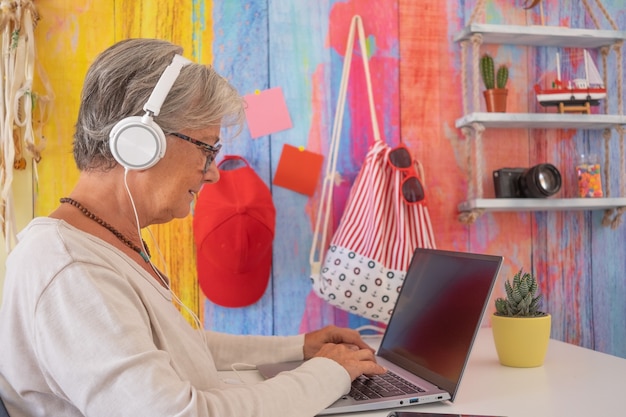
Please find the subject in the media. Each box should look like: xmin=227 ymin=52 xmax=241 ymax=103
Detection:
xmin=109 ymin=116 xmax=166 ymax=170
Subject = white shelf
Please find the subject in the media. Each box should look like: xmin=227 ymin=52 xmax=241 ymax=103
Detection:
xmin=454 ymin=24 xmax=626 ymax=48
xmin=458 ymin=198 xmax=626 ymax=213
xmin=455 ymin=112 xmax=626 ymax=130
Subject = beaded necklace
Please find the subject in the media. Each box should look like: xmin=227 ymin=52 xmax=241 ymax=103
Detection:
xmin=60 ymin=197 xmax=151 ymax=262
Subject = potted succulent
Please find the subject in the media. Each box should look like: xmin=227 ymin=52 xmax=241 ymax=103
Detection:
xmin=480 ymin=53 xmax=509 ymax=112
xmin=491 ymin=268 xmax=551 ymax=367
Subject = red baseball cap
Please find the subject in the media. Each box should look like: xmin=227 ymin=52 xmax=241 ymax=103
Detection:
xmin=193 ymin=155 xmax=276 ymax=307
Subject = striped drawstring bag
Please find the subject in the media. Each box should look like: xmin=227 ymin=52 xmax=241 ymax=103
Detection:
xmin=309 ymin=15 xmax=437 ymax=323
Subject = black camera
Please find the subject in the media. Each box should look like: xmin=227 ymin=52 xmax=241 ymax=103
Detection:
xmin=493 ymin=164 xmax=562 ymax=198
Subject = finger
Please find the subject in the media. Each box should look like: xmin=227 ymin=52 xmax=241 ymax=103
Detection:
xmin=357 ymin=360 xmax=387 ymax=376
xmin=341 ymin=343 xmax=360 ymax=351
xmin=323 ymin=326 xmax=376 ymax=352
xmin=354 ymin=348 xmax=378 ymax=362
xmin=350 ymin=338 xmax=376 ymax=352
xmin=335 ymin=329 xmax=376 ymax=352
xmin=367 ymin=360 xmax=388 ymax=372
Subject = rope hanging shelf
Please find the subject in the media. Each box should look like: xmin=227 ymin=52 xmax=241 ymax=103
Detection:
xmin=456 ymin=0 xmax=626 ymax=228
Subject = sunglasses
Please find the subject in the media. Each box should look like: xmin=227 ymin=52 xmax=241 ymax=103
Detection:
xmin=388 ymin=144 xmax=425 ymax=203
xmin=169 ymin=132 xmax=222 ymax=173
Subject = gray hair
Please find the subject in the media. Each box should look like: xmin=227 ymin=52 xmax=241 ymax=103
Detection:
xmin=73 ymin=38 xmax=245 ymax=171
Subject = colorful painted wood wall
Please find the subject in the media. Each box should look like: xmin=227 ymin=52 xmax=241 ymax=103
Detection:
xmin=28 ymin=0 xmax=626 ymax=359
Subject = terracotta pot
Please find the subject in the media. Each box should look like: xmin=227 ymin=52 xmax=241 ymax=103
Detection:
xmin=483 ymin=88 xmax=508 ymax=112
xmin=492 ymin=313 xmax=551 ymax=368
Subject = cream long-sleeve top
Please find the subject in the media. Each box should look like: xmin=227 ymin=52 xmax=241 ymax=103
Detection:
xmin=0 ymin=218 xmax=350 ymax=417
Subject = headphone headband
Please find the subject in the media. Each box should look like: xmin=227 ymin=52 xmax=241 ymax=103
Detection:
xmin=144 ymin=54 xmax=192 ymax=116
xmin=109 ymin=54 xmax=192 ymax=170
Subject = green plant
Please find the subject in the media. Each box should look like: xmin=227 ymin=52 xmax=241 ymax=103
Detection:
xmin=480 ymin=53 xmax=509 ymax=90
xmin=480 ymin=53 xmax=495 ymax=89
xmin=496 ymin=65 xmax=509 ymax=89
xmin=495 ymin=268 xmax=547 ymax=317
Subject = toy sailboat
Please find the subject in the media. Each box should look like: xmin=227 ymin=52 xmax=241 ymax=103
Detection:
xmin=534 ymin=49 xmax=606 ymax=109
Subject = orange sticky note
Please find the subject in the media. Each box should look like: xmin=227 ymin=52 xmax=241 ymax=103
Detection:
xmin=273 ymin=144 xmax=324 ymax=196
xmin=243 ymin=87 xmax=293 ymax=138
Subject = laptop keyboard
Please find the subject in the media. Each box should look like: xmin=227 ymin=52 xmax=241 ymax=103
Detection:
xmin=349 ymin=371 xmax=425 ymax=401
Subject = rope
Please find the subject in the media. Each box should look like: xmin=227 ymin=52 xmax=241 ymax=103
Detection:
xmin=591 ymin=0 xmax=619 ymax=31
xmin=458 ymin=209 xmax=484 ymax=224
xmin=612 ymin=43 xmax=624 ymax=229
xmin=618 ymin=125 xmax=626 ymax=197
xmin=603 ymin=127 xmax=624 ymax=228
xmin=463 ymin=0 xmax=486 ymax=115
xmin=458 ymin=0 xmax=488 ymax=224
xmin=461 ymin=126 xmax=474 ymax=200
xmin=309 ymin=15 xmax=381 ymax=272
xmin=610 ymin=207 xmax=626 ymax=229
xmin=461 ymin=41 xmax=469 ymax=116
xmin=602 ymin=128 xmax=611 ymax=197
xmin=467 ymin=0 xmax=486 ymax=25
xmin=471 ymin=34 xmax=482 ymax=113
xmin=603 ymin=206 xmax=626 ymax=229
xmin=584 ymin=0 xmax=624 ymax=115
xmin=600 ymin=47 xmax=610 ymax=113
xmin=614 ymin=42 xmax=624 ymax=116
xmin=581 ymin=1 xmax=623 ymax=112
xmin=581 ymin=0 xmax=602 ymax=29
xmin=460 ymin=123 xmax=485 ymax=207
xmin=473 ymin=122 xmax=485 ymax=198
xmin=603 ymin=125 xmax=626 ymax=228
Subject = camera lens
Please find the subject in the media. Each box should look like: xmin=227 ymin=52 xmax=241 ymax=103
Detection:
xmin=519 ymin=163 xmax=562 ymax=198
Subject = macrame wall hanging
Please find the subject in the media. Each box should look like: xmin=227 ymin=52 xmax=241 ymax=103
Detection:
xmin=0 ymin=0 xmax=54 ymax=250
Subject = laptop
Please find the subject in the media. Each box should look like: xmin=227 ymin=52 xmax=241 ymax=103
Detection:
xmin=258 ymin=248 xmax=503 ymax=415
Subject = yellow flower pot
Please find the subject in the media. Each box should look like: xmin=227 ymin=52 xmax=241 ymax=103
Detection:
xmin=492 ymin=313 xmax=551 ymax=368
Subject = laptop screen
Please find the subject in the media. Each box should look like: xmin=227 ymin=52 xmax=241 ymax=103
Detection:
xmin=377 ymin=248 xmax=502 ymax=400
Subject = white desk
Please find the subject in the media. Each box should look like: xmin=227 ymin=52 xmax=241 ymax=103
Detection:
xmin=222 ymin=328 xmax=626 ymax=417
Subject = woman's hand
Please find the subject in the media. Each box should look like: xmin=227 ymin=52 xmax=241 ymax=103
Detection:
xmin=303 ymin=325 xmax=373 ymax=358
xmin=304 ymin=325 xmax=386 ymax=380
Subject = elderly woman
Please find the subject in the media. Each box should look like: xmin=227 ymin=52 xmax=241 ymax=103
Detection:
xmin=0 ymin=38 xmax=384 ymax=417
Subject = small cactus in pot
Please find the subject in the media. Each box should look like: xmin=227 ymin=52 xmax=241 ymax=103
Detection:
xmin=480 ymin=53 xmax=509 ymax=112
xmin=480 ymin=53 xmax=509 ymax=90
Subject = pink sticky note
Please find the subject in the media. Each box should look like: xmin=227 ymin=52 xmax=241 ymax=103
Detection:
xmin=243 ymin=87 xmax=293 ymax=138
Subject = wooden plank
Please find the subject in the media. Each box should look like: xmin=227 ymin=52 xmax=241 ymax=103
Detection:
xmin=592 ymin=223 xmax=626 ymax=358
xmin=115 ymin=0 xmax=194 ymax=47
xmin=114 ymin=0 xmax=209 ymax=325
xmin=202 ymin=0 xmax=274 ymax=335
xmin=265 ymin=0 xmax=333 ymax=335
xmin=34 ymin=2 xmax=116 ymax=217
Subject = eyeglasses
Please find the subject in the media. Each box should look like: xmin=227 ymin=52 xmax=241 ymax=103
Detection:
xmin=169 ymin=132 xmax=222 ymax=173
xmin=388 ymin=144 xmax=425 ymax=203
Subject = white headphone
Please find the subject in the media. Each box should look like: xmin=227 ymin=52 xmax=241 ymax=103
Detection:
xmin=109 ymin=54 xmax=192 ymax=170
